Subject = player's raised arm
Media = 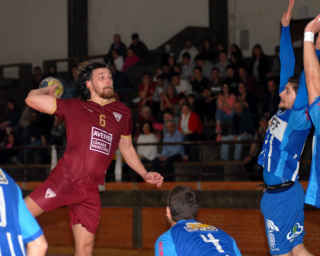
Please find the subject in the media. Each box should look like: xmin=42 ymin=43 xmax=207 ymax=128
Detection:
xmin=304 ymin=16 xmax=320 ymax=104
xmin=279 ymin=0 xmax=295 ymax=93
xmin=119 ymin=136 xmax=164 ymax=187
xmin=25 ymin=84 xmax=59 ymax=114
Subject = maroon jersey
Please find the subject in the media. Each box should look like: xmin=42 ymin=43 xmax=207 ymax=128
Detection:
xmin=51 ymin=98 xmax=132 ymax=185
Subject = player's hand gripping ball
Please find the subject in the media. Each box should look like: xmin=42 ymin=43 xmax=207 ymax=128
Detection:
xmin=39 ymin=77 xmax=64 ymax=98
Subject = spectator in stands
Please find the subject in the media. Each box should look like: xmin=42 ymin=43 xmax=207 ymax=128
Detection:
xmin=175 ymin=93 xmax=187 ymax=118
xmin=181 ymin=52 xmax=196 ymax=80
xmin=68 ymin=65 xmax=82 ymax=98
xmin=163 ymin=110 xmax=180 ymax=136
xmin=161 ymin=63 xmax=172 ymax=82
xmin=224 ymin=65 xmax=239 ymax=95
xmin=49 ymin=116 xmax=66 ymax=146
xmin=199 ymin=38 xmax=216 ymax=61
xmin=160 ymin=85 xmax=179 ymax=115
xmin=152 ymin=75 xmax=168 ymax=120
xmin=129 ymin=33 xmax=149 ymax=60
xmin=178 ymin=104 xmax=205 ymax=161
xmin=190 ymin=66 xmax=209 ymax=94
xmin=46 ymin=65 xmax=57 ymax=78
xmin=168 ymin=54 xmax=177 ymax=72
xmin=220 ymin=101 xmax=255 ymax=160
xmin=201 ymin=88 xmax=217 ymax=123
xmin=153 ymin=120 xmax=184 ymax=181
xmin=138 ymin=106 xmax=156 ymax=130
xmin=217 ymin=43 xmax=226 ymax=51
xmin=138 ymin=72 xmax=157 ymax=111
xmin=263 ymin=79 xmax=280 ymax=119
xmin=208 ymin=67 xmax=223 ymax=96
xmin=231 ymin=51 xmax=247 ymax=71
xmin=171 ymin=72 xmax=192 ymax=95
xmin=248 ymin=44 xmax=269 ymax=85
xmin=178 ymin=39 xmax=199 ymax=63
xmin=104 ymin=34 xmax=127 ymax=63
xmin=229 ymin=44 xmax=243 ymax=59
xmin=194 ymin=54 xmax=214 ymax=80
xmin=237 ymin=82 xmax=258 ymax=125
xmin=153 ymin=68 xmax=163 ymax=82
xmin=32 ymin=66 xmax=45 ymax=89
xmin=238 ymin=66 xmax=260 ymax=100
xmin=0 ymin=134 xmax=18 ymax=164
xmin=215 ymin=83 xmax=236 ymax=140
xmin=122 ymin=48 xmax=140 ymax=73
xmin=110 ymin=49 xmax=124 ymax=72
xmin=244 ymin=116 xmax=268 ymax=181
xmin=14 ymin=105 xmax=32 ymax=145
xmin=109 ymin=64 xmax=133 ymax=95
xmin=11 ymin=110 xmax=46 ymax=165
xmin=0 ymin=99 xmax=21 ymax=141
xmin=215 ymin=50 xmax=230 ymax=80
xmin=266 ymin=45 xmax=280 ymax=81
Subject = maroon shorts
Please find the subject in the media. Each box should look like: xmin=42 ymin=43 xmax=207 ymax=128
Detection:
xmin=29 ymin=170 xmax=101 ymax=234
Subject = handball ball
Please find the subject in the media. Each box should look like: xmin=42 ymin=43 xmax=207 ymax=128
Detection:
xmin=39 ymin=77 xmax=64 ymax=98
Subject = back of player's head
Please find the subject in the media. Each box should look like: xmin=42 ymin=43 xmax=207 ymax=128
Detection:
xmin=167 ymin=186 xmax=199 ymax=222
xmin=75 ymin=61 xmax=109 ymax=99
xmin=288 ymin=76 xmax=300 ymax=94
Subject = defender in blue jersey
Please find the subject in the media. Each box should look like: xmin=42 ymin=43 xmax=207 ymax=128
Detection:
xmin=304 ymin=17 xmax=320 ymax=208
xmin=258 ymin=1 xmax=314 ymax=255
xmin=155 ymin=186 xmax=241 ymax=256
xmin=0 ymin=168 xmax=47 ymax=255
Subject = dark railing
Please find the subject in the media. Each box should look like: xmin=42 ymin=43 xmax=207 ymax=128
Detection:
xmin=0 ymin=140 xmax=312 ymax=182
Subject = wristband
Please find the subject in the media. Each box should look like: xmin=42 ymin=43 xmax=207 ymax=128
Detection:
xmin=304 ymin=32 xmax=314 ymax=42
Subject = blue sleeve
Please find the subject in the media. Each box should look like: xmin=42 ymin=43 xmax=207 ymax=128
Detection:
xmin=232 ymin=239 xmax=242 ymax=256
xmin=155 ymin=230 xmax=177 ymax=256
xmin=279 ymin=25 xmax=295 ymax=93
xmin=17 ymin=186 xmax=43 ymax=244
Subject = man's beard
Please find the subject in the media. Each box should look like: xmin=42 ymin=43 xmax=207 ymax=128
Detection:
xmin=92 ymin=82 xmax=114 ymax=99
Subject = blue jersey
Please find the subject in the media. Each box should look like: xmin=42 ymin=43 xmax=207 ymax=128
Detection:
xmin=155 ymin=220 xmax=241 ymax=256
xmin=258 ymin=26 xmax=311 ymax=185
xmin=0 ymin=168 xmax=43 ymax=255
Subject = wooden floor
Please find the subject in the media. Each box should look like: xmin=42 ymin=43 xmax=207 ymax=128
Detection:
xmin=46 ymin=246 xmax=269 ymax=256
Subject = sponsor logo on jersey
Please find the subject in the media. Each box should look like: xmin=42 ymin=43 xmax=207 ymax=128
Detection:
xmin=287 ymin=223 xmax=303 ymax=242
xmin=0 ymin=169 xmax=8 ymax=184
xmin=268 ymin=115 xmax=287 ymax=142
xmin=184 ymin=222 xmax=217 ymax=232
xmin=158 ymin=241 xmax=163 ymax=256
xmin=113 ymin=112 xmax=122 ymax=122
xmin=90 ymin=127 xmax=113 ymax=155
xmin=84 ymin=106 xmax=93 ymax=112
xmin=266 ymin=219 xmax=279 ymax=251
xmin=45 ymin=188 xmax=56 ymax=198
xmin=305 ymin=109 xmax=310 ymax=121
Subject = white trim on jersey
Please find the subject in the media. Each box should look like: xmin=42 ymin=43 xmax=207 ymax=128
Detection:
xmin=6 ymin=233 xmax=16 ymax=256
xmin=268 ymin=135 xmax=275 ymax=172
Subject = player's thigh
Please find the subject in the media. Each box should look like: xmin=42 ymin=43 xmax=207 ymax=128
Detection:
xmin=24 ymin=196 xmax=44 ymax=217
xmin=72 ymin=224 xmax=95 ymax=253
xmin=292 ymin=243 xmax=313 ymax=256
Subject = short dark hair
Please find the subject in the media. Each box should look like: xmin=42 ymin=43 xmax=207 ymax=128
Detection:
xmin=34 ymin=66 xmax=41 ymax=71
xmin=195 ymin=54 xmax=204 ymax=62
xmin=226 ymin=65 xmax=235 ymax=71
xmin=288 ymin=76 xmax=300 ymax=94
xmin=171 ymin=72 xmax=180 ymax=79
xmin=182 ymin=52 xmax=191 ymax=60
xmin=211 ymin=67 xmax=220 ymax=73
xmin=75 ymin=61 xmax=109 ymax=99
xmin=219 ymin=50 xmax=228 ymax=56
xmin=167 ymin=186 xmax=200 ymax=222
xmin=131 ymin=33 xmax=139 ymax=39
xmin=193 ymin=66 xmax=202 ymax=73
xmin=140 ymin=121 xmax=154 ymax=134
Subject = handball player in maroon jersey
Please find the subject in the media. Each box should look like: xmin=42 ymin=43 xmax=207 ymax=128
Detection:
xmin=23 ymin=61 xmax=164 ymax=256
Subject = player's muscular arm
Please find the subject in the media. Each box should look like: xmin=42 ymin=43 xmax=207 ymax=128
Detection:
xmin=304 ymin=16 xmax=320 ymax=104
xmin=119 ymin=137 xmax=164 ymax=187
xmin=26 ymin=234 xmax=48 ymax=256
xmin=25 ymin=84 xmax=59 ymax=114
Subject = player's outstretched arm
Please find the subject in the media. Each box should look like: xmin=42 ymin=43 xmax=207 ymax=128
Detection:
xmin=25 ymin=84 xmax=59 ymax=114
xmin=279 ymin=0 xmax=295 ymax=93
xmin=119 ymin=137 xmax=164 ymax=187
xmin=26 ymin=234 xmax=48 ymax=256
xmin=304 ymin=16 xmax=320 ymax=104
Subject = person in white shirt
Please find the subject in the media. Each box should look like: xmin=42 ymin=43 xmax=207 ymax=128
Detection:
xmin=178 ymin=39 xmax=199 ymax=63
xmin=111 ymin=49 xmax=124 ymax=72
xmin=171 ymin=72 xmax=192 ymax=95
xmin=137 ymin=121 xmax=158 ymax=163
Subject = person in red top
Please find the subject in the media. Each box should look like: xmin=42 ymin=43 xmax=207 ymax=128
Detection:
xmin=178 ymin=103 xmax=205 ymax=160
xmin=160 ymin=85 xmax=179 ymax=115
xmin=23 ymin=61 xmax=163 ymax=256
xmin=138 ymin=72 xmax=157 ymax=111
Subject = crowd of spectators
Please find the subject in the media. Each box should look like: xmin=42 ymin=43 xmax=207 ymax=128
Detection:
xmin=0 ymin=33 xmax=283 ymax=181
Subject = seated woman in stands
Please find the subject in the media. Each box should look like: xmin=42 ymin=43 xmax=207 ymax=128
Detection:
xmin=122 ymin=48 xmax=140 ymax=73
xmin=215 ymin=83 xmax=236 ymax=141
xmin=178 ymin=103 xmax=205 ymax=161
xmin=110 ymin=49 xmax=124 ymax=72
xmin=160 ymin=85 xmax=179 ymax=116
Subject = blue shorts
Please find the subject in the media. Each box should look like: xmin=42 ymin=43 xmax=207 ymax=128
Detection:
xmin=261 ymin=181 xmax=305 ymax=255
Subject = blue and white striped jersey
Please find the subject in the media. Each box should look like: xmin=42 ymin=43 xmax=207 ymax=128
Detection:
xmin=155 ymin=220 xmax=241 ymax=256
xmin=0 ymin=168 xmax=43 ymax=255
xmin=258 ymin=26 xmax=311 ymax=185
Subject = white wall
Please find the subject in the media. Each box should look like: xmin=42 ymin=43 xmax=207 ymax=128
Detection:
xmin=0 ymin=0 xmax=67 ymax=71
xmin=228 ymin=0 xmax=320 ymax=57
xmin=88 ymin=0 xmax=209 ymax=55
